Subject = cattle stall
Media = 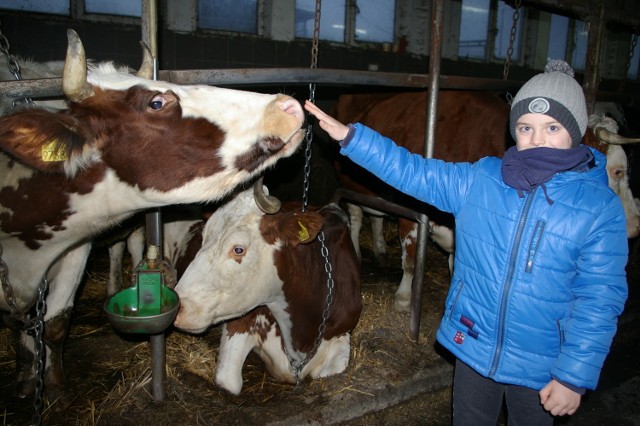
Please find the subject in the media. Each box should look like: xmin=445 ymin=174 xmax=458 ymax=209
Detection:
xmin=1 ymin=0 xmax=640 ymax=424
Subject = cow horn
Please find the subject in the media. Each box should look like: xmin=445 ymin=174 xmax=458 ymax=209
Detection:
xmin=595 ymin=127 xmax=640 ymax=145
xmin=253 ymin=176 xmax=281 ymax=214
xmin=62 ymin=29 xmax=94 ymax=102
xmin=136 ymin=42 xmax=154 ymax=79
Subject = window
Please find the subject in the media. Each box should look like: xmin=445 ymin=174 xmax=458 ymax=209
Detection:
xmin=494 ymin=1 xmax=523 ymax=60
xmin=85 ymin=0 xmax=141 ymax=17
xmin=547 ymin=14 xmax=569 ymax=61
xmin=295 ymin=0 xmax=346 ymax=43
xmin=354 ymin=0 xmax=394 ymax=43
xmin=458 ymin=0 xmax=489 ymax=59
xmin=0 ymin=0 xmax=69 ymax=15
xmin=569 ymin=20 xmax=588 ymax=71
xmin=627 ymin=35 xmax=639 ymax=79
xmin=199 ymin=0 xmax=258 ymax=34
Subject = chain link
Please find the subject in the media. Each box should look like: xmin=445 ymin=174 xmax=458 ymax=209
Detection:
xmin=302 ymin=0 xmax=322 ymax=213
xmin=285 ymin=230 xmax=334 ymax=384
xmin=0 ymin=18 xmax=34 ymax=107
xmin=0 ymin=242 xmax=37 ymax=330
xmin=1 ymin=242 xmax=48 ymax=424
xmin=287 ymin=0 xmax=332 ymax=382
xmin=502 ymin=0 xmax=521 ymax=81
xmin=31 ymin=276 xmax=49 ymax=426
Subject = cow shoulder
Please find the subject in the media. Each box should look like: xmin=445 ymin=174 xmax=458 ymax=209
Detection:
xmin=0 ymin=108 xmax=93 ymax=175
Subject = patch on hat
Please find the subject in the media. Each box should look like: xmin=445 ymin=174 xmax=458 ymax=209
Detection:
xmin=528 ymin=98 xmax=550 ymax=114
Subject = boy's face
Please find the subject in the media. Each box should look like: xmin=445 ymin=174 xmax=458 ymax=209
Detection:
xmin=515 ymin=113 xmax=573 ymax=150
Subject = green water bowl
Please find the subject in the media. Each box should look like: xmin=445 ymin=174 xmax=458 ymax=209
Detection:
xmin=104 ymin=285 xmax=180 ymax=334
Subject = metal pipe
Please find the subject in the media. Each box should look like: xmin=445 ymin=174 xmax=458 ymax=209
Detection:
xmin=330 ymin=188 xmax=425 ymax=223
xmin=141 ymin=0 xmax=167 ymax=403
xmin=150 ymin=333 xmax=167 ymax=401
xmin=410 ymin=0 xmax=444 ymax=342
xmin=3 ymin=69 xmax=637 ymax=104
xmin=583 ymin=2 xmax=605 ymax=114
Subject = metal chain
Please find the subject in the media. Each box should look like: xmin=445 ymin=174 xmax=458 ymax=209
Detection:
xmin=0 ymin=18 xmax=33 ymax=107
xmin=1 ymin=242 xmax=48 ymax=424
xmin=302 ymin=0 xmax=322 ymax=213
xmin=502 ymin=0 xmax=521 ymax=81
xmin=0 ymin=242 xmax=37 ymax=330
xmin=285 ymin=230 xmax=334 ymax=384
xmin=619 ymin=30 xmax=638 ymax=92
xmin=31 ymin=276 xmax=49 ymax=426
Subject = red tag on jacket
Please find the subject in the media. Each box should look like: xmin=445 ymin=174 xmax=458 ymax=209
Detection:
xmin=454 ymin=331 xmax=465 ymax=344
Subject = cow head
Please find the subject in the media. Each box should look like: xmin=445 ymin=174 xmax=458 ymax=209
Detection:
xmin=174 ymin=188 xmax=326 ymax=333
xmin=0 ymin=29 xmax=305 ymax=200
xmin=586 ymin=115 xmax=640 ymax=238
xmin=0 ymin=29 xmax=305 ymax=309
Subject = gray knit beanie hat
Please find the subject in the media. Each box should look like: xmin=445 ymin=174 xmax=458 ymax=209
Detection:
xmin=510 ymin=59 xmax=587 ymax=146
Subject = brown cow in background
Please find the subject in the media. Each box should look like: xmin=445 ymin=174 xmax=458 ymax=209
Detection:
xmin=332 ymin=90 xmax=639 ymax=312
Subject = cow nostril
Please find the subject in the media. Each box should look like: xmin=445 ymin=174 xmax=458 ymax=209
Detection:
xmin=279 ymin=98 xmax=304 ymax=123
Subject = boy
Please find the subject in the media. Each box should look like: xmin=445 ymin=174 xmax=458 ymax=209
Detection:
xmin=305 ymin=60 xmax=628 ymax=424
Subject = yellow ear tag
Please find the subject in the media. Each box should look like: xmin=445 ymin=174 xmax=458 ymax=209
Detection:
xmin=41 ymin=140 xmax=68 ymax=162
xmin=297 ymin=220 xmax=310 ymax=242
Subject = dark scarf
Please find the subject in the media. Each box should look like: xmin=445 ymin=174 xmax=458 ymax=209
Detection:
xmin=501 ymin=145 xmax=594 ymax=205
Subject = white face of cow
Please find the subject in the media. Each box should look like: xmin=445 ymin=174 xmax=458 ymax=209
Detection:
xmin=588 ymin=115 xmax=640 ymax=239
xmin=174 ymin=189 xmax=282 ymax=333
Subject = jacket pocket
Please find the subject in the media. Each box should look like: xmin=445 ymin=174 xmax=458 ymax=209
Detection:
xmin=445 ymin=280 xmax=464 ymax=320
xmin=556 ymin=319 xmax=565 ymax=354
xmin=525 ymin=220 xmax=546 ymax=273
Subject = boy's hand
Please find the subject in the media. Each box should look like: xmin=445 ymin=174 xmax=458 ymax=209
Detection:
xmin=304 ymin=100 xmax=350 ymax=142
xmin=539 ymin=379 xmax=581 ymax=416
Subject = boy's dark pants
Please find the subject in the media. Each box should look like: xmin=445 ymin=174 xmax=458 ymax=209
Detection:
xmin=453 ymin=359 xmax=554 ymax=426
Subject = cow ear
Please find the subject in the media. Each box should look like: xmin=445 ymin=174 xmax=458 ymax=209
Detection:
xmin=261 ymin=211 xmax=324 ymax=247
xmin=0 ymin=109 xmax=92 ymax=175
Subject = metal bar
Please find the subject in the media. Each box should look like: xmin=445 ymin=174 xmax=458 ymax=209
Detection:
xmin=331 ymin=188 xmax=425 ymax=224
xmin=2 ymin=69 xmax=638 ymax=105
xmin=409 ymin=0 xmax=444 ymax=343
xmin=0 ymin=70 xmax=524 ymax=97
xmin=150 ymin=333 xmax=167 ymax=401
xmin=141 ymin=0 xmax=167 ymax=403
xmin=583 ymin=3 xmax=606 ymax=114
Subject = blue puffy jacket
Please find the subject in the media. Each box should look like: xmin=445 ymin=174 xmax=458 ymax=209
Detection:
xmin=342 ymin=123 xmax=628 ymax=391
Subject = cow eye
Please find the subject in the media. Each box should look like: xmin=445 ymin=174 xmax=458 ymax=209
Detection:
xmin=149 ymin=95 xmax=165 ymax=110
xmin=229 ymin=245 xmax=247 ymax=263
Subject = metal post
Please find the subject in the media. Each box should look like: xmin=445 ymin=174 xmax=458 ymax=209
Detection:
xmin=410 ymin=0 xmax=444 ymax=342
xmin=582 ymin=1 xmax=605 ymax=115
xmin=141 ymin=0 xmax=166 ymax=402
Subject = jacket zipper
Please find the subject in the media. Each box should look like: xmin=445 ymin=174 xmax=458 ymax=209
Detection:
xmin=489 ymin=187 xmax=537 ymax=377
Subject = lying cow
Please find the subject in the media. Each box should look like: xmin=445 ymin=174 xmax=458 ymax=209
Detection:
xmin=0 ymin=29 xmax=305 ymax=398
xmin=174 ymin=187 xmax=362 ymax=395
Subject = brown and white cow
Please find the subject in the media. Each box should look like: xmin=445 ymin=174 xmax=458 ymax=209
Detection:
xmin=0 ymin=29 xmax=305 ymax=397
xmin=174 ymin=187 xmax=362 ymax=395
xmin=332 ymin=91 xmax=640 ymax=312
xmin=333 ymin=90 xmax=509 ymax=311
xmin=584 ymin=114 xmax=640 ymax=238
